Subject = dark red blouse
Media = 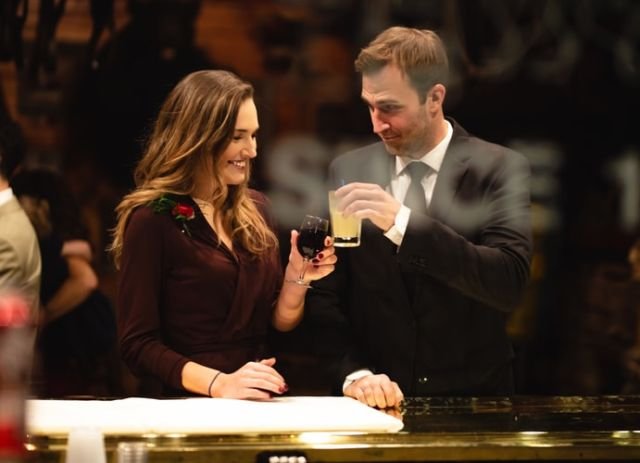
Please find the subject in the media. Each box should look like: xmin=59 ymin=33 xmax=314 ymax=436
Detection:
xmin=117 ymin=191 xmax=282 ymax=393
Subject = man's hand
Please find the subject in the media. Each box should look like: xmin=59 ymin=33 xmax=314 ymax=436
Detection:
xmin=335 ymin=183 xmax=400 ymax=232
xmin=344 ymin=373 xmax=404 ymax=409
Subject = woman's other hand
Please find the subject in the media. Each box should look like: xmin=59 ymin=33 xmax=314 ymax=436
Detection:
xmin=210 ymin=357 xmax=288 ymax=400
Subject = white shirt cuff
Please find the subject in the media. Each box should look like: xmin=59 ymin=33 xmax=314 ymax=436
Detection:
xmin=342 ymin=369 xmax=374 ymax=393
xmin=383 ymin=205 xmax=411 ymax=247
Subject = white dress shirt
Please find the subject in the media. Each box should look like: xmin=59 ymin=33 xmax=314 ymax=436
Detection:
xmin=383 ymin=120 xmax=453 ymax=246
xmin=0 ymin=187 xmax=14 ymax=207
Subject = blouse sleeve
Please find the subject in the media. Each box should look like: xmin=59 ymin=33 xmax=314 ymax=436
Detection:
xmin=249 ymin=189 xmax=284 ymax=298
xmin=117 ymin=207 xmax=189 ymax=390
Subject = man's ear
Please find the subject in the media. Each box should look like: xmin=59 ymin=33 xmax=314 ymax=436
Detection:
xmin=428 ymin=83 xmax=446 ymax=108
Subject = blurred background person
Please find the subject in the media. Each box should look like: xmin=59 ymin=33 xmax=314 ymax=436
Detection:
xmin=622 ymin=239 xmax=640 ymax=393
xmin=11 ymin=167 xmax=119 ymax=398
xmin=561 ymin=237 xmax=640 ymax=395
xmin=0 ymin=115 xmax=40 ymax=323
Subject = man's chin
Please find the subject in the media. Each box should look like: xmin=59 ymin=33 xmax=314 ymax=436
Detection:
xmin=382 ymin=141 xmax=402 ymax=156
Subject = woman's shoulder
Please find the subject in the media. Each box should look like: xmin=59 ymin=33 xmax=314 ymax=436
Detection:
xmin=247 ymin=189 xmax=276 ymax=228
xmin=127 ymin=194 xmax=198 ymax=239
xmin=126 ymin=200 xmax=175 ymax=235
xmin=247 ymin=189 xmax=270 ymax=212
xmin=247 ymin=188 xmax=268 ymax=203
xmin=130 ymin=194 xmax=193 ymax=223
xmin=128 ymin=203 xmax=161 ymax=225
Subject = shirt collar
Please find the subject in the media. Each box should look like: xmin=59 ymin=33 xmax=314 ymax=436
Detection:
xmin=0 ymin=187 xmax=14 ymax=207
xmin=395 ymin=120 xmax=453 ymax=176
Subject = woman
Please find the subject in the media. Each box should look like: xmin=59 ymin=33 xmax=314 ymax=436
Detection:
xmin=12 ymin=167 xmax=118 ymax=397
xmin=110 ymin=70 xmax=336 ymax=399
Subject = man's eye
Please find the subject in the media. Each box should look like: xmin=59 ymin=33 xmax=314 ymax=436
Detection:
xmin=380 ymin=105 xmax=399 ymax=113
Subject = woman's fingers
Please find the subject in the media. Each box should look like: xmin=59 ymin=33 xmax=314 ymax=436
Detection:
xmin=258 ymin=357 xmax=276 ymax=367
xmin=243 ymin=360 xmax=287 ymax=392
xmin=216 ymin=360 xmax=288 ymax=400
xmin=242 ymin=388 xmax=274 ymax=401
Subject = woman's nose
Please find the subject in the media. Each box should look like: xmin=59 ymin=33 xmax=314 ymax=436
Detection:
xmin=244 ymin=141 xmax=257 ymax=158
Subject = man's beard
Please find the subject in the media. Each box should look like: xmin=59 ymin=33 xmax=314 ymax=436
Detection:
xmin=383 ymin=134 xmax=423 ymax=159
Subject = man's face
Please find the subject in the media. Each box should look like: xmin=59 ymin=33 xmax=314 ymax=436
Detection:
xmin=361 ymin=64 xmax=432 ymax=159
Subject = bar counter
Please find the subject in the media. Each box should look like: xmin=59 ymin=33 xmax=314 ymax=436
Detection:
xmin=26 ymin=395 xmax=640 ymax=462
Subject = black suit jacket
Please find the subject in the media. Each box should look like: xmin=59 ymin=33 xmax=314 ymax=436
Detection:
xmin=307 ymin=121 xmax=532 ymax=396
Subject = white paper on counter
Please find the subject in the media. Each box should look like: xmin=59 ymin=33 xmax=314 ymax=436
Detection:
xmin=27 ymin=396 xmax=404 ymax=435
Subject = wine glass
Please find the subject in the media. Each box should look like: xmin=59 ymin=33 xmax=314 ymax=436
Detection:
xmin=286 ymin=215 xmax=329 ymax=288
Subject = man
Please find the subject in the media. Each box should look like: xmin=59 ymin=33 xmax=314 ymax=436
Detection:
xmin=307 ymin=27 xmax=532 ymax=408
xmin=0 ymin=116 xmax=41 ymax=321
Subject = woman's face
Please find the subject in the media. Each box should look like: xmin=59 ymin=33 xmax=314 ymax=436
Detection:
xmin=217 ymin=98 xmax=259 ymax=186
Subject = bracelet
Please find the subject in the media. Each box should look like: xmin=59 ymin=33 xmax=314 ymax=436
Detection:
xmin=208 ymin=371 xmax=222 ymax=397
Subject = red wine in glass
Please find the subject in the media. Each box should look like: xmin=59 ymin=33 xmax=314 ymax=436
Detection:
xmin=297 ymin=229 xmax=327 ymax=259
xmin=288 ymin=215 xmax=329 ymax=287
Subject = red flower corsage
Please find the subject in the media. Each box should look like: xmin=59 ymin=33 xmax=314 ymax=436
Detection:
xmin=151 ymin=195 xmax=195 ymax=236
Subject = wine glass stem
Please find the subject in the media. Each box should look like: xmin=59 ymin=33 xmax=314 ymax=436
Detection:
xmin=298 ymin=258 xmax=310 ymax=282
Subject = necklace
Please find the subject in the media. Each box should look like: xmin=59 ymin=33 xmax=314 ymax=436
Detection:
xmin=191 ymin=197 xmax=214 ymax=228
xmin=192 ymin=197 xmax=212 ymax=209
xmin=191 ymin=196 xmax=234 ymax=251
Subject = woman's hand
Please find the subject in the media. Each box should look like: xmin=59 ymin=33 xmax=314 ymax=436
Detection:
xmin=286 ymin=230 xmax=336 ymax=283
xmin=211 ymin=358 xmax=288 ymax=400
xmin=274 ymin=232 xmax=337 ymax=332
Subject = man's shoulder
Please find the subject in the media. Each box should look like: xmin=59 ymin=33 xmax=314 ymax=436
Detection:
xmin=0 ymin=197 xmax=38 ymax=243
xmin=451 ymin=124 xmax=529 ymax=167
xmin=0 ymin=197 xmax=40 ymax=296
xmin=331 ymin=141 xmax=386 ymax=168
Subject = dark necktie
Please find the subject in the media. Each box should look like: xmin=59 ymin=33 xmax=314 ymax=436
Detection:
xmin=401 ymin=162 xmax=430 ymax=304
xmin=403 ymin=162 xmax=429 ymax=215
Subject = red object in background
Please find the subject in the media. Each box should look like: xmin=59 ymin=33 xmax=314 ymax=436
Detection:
xmin=0 ymin=293 xmax=31 ymax=459
xmin=0 ymin=296 xmax=29 ymax=328
xmin=0 ymin=423 xmax=23 ymax=455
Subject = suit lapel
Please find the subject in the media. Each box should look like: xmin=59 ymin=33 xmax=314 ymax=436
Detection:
xmin=429 ymin=122 xmax=471 ymax=222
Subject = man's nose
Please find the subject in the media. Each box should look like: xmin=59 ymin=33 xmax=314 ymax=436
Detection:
xmin=371 ymin=110 xmax=390 ymax=134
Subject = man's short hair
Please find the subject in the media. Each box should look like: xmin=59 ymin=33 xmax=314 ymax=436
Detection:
xmin=355 ymin=26 xmax=449 ymax=103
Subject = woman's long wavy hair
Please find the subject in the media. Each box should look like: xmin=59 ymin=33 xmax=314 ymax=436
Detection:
xmin=110 ymin=70 xmax=278 ymax=268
